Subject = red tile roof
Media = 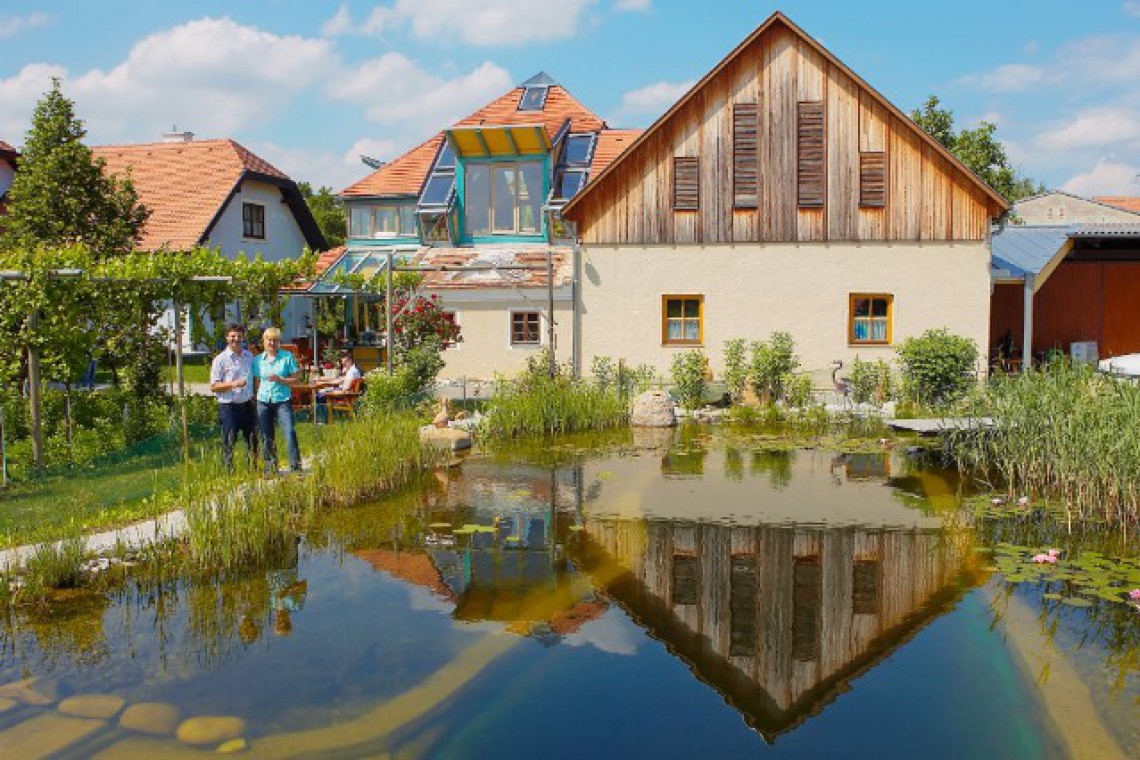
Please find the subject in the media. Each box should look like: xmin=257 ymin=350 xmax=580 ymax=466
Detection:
xmin=283 ymin=245 xmax=346 ymax=292
xmin=591 ymin=130 xmax=642 ymax=176
xmin=1094 ymin=196 xmax=1140 ymax=214
xmin=417 ymin=245 xmax=572 ymax=290
xmin=92 ymin=139 xmax=290 ymax=251
xmin=339 ymin=84 xmax=608 ymax=200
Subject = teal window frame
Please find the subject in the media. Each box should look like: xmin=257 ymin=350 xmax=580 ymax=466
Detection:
xmin=456 ymin=154 xmax=550 ymax=244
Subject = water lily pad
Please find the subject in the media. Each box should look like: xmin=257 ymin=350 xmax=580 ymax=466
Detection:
xmin=429 ymin=522 xmax=452 ymax=529
xmin=1042 ymin=593 xmax=1063 ymax=600
xmin=1060 ymin=597 xmax=1093 ymax=608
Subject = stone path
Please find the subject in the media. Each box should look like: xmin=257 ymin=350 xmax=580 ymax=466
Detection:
xmin=885 ymin=417 xmax=994 ymax=436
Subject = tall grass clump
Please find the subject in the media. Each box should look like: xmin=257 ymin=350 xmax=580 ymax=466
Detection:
xmin=948 ymin=360 xmax=1140 ymax=525
xmin=484 ymin=352 xmax=629 ymax=439
xmin=308 ymin=410 xmax=435 ymax=504
xmin=20 ymin=533 xmax=88 ymax=600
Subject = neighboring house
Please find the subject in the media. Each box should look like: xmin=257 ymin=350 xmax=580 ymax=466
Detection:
xmin=990 ymin=222 xmax=1140 ymax=364
xmin=558 ymin=12 xmax=1009 ymax=380
xmin=1012 ymin=190 xmax=1140 ymax=226
xmin=1095 ymin=196 xmax=1140 ymax=215
xmin=0 ymin=140 xmax=18 ymax=226
xmin=93 ymin=133 xmax=326 ymax=347
xmin=323 ymin=73 xmax=638 ymax=379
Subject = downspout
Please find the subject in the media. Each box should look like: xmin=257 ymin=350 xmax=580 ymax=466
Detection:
xmin=567 ymin=220 xmax=582 ymax=379
xmin=1022 ymin=274 xmax=1034 ymax=372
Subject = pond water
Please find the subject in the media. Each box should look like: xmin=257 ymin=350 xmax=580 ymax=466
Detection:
xmin=1 ymin=425 xmax=1138 ymax=758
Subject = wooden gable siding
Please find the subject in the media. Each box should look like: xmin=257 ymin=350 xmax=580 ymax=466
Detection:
xmin=571 ymin=26 xmax=994 ymax=245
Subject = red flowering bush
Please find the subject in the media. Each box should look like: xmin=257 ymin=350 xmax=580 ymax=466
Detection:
xmin=389 ymin=293 xmax=461 ymax=357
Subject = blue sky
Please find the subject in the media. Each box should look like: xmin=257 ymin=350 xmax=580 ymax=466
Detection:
xmin=2 ymin=1 xmax=1138 ymax=196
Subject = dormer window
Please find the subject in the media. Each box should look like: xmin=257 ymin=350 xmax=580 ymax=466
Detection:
xmin=350 ymin=204 xmax=416 ymax=238
xmin=518 ymin=85 xmax=549 ymax=112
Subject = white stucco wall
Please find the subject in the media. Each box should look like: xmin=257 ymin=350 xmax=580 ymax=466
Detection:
xmin=578 ymin=242 xmax=991 ymax=384
xmin=433 ymin=293 xmax=574 ymax=380
xmin=0 ymin=159 xmax=14 ymax=198
xmin=1013 ymin=194 xmax=1140 ymax=225
xmin=205 ymin=178 xmax=312 ymax=343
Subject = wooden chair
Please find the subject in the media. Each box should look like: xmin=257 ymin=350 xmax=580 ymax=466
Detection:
xmin=327 ymin=377 xmax=364 ymax=421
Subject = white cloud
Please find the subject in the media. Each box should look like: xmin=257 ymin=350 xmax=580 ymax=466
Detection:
xmin=958 ymin=64 xmax=1044 ymax=93
xmin=617 ymin=79 xmax=694 ymax=119
xmin=1038 ymin=107 xmax=1140 ymax=150
xmin=1062 ymin=158 xmax=1140 ymax=196
xmin=321 ymin=4 xmax=354 ymax=36
xmin=615 ymin=0 xmax=651 ymax=11
xmin=0 ymin=63 xmax=68 ymax=142
xmin=329 ymin=54 xmax=513 ymax=135
xmin=0 ymin=13 xmax=50 ymax=39
xmin=247 ymin=141 xmax=375 ymax=194
xmin=331 ymin=0 xmax=597 ymax=46
xmin=0 ymin=18 xmax=340 ymax=145
xmin=1123 ymin=1 xmax=1140 ymax=18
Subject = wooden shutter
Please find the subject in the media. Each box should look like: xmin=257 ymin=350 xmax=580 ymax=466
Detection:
xmin=860 ymin=151 xmax=886 ymax=207
xmin=733 ymin=102 xmax=759 ymax=208
xmin=673 ymin=156 xmax=699 ymax=210
xmin=797 ymin=101 xmax=825 ymax=208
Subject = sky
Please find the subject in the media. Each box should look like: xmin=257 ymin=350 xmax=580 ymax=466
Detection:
xmin=1 ymin=1 xmax=1138 ymax=197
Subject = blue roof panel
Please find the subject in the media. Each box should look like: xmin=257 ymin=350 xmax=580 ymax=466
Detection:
xmin=990 ymin=225 xmax=1072 ymax=280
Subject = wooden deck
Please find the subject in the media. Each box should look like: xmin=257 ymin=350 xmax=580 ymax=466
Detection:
xmin=885 ymin=417 xmax=993 ymax=436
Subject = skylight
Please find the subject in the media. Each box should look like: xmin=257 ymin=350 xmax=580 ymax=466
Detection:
xmin=518 ymin=85 xmax=549 ymax=112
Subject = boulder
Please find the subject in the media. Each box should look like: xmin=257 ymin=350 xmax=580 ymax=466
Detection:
xmin=419 ymin=425 xmax=473 ymax=451
xmin=59 ymin=694 xmax=126 ymax=719
xmin=631 ymin=391 xmax=676 ymax=427
xmin=119 ymin=702 xmax=181 ymax=736
xmin=176 ymin=716 xmax=247 ymax=746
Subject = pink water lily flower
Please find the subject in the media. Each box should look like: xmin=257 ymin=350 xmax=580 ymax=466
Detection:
xmin=1129 ymin=589 xmax=1140 ymax=601
xmin=1031 ymin=552 xmax=1058 ymax=564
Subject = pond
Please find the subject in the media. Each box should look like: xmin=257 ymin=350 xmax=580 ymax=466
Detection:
xmin=1 ymin=425 xmax=1137 ymax=758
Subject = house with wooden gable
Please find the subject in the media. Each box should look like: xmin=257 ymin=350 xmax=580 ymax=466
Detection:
xmin=559 ymin=12 xmax=1009 ymax=379
xmin=329 ymin=73 xmax=639 ymax=378
xmin=0 ymin=140 xmax=18 ymax=225
xmin=92 ymin=133 xmax=326 ymax=347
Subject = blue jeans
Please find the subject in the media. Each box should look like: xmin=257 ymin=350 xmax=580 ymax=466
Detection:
xmin=219 ymin=400 xmax=258 ymax=471
xmin=257 ymin=400 xmax=301 ymax=472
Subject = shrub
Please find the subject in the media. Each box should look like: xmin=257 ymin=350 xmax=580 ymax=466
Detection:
xmin=722 ymin=339 xmax=749 ymax=403
xmin=750 ymin=332 xmax=798 ymax=402
xmin=784 ymin=373 xmax=815 ymax=408
xmin=670 ymin=350 xmax=708 ymax=410
xmin=850 ymin=358 xmax=894 ymax=406
xmin=592 ymin=355 xmax=657 ymax=399
xmin=358 ymin=337 xmax=445 ymax=415
xmin=896 ymin=329 xmax=978 ymax=407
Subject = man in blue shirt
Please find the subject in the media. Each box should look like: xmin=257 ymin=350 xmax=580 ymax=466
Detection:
xmin=209 ymin=323 xmax=257 ymax=471
xmin=252 ymin=327 xmax=302 ymax=474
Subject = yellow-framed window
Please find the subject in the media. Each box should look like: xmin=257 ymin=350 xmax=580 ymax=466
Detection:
xmin=849 ymin=294 xmax=893 ymax=345
xmin=662 ymin=295 xmax=703 ymax=345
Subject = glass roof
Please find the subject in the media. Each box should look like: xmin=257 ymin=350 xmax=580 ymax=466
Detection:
xmin=518 ymin=85 xmax=548 ymax=112
xmin=308 ymin=248 xmax=416 ymax=294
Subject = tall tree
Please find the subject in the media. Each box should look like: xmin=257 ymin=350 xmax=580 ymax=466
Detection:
xmin=911 ymin=95 xmax=1043 ymax=203
xmin=0 ymin=78 xmax=148 ymax=257
xmin=298 ymin=182 xmax=346 ymax=249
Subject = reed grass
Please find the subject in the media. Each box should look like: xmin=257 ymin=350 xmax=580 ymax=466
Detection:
xmin=948 ymin=361 xmax=1140 ymax=525
xmin=482 ymin=372 xmax=629 ymax=439
xmin=20 ymin=533 xmax=88 ymax=600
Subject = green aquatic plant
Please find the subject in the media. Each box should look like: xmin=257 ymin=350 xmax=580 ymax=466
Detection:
xmin=20 ymin=532 xmax=88 ymax=600
xmin=483 ymin=369 xmax=629 ymax=439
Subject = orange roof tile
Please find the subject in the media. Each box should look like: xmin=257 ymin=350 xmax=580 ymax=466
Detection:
xmin=92 ymin=139 xmax=291 ymax=251
xmin=339 ymin=84 xmax=606 ymax=200
xmin=591 ymin=129 xmax=641 ymax=177
xmin=1094 ymin=196 xmax=1140 ymax=214
xmin=353 ymin=548 xmax=455 ymax=601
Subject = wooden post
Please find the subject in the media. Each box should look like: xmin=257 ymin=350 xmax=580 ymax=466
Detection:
xmin=386 ymin=250 xmax=394 ymax=376
xmin=173 ymin=301 xmax=189 ymax=458
xmin=1021 ymin=278 xmax=1034 ymax=372
xmin=27 ymin=308 xmax=44 ymax=471
xmin=0 ymin=393 xmax=8 ymax=488
xmin=547 ymin=249 xmax=556 ymax=378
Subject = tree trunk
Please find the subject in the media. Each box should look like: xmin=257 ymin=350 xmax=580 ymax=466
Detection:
xmin=27 ymin=310 xmax=44 ymax=471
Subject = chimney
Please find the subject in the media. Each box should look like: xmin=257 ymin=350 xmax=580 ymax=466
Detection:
xmin=162 ymin=126 xmax=194 ymax=143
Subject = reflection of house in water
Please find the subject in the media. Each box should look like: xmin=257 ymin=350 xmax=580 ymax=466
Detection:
xmin=574 ymin=518 xmax=970 ymax=739
xmin=356 ymin=459 xmax=606 ymax=640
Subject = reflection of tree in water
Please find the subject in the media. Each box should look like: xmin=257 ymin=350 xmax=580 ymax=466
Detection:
xmin=724 ymin=446 xmax=744 ymax=482
xmin=663 ymin=424 xmax=709 ymax=478
xmin=6 ymin=593 xmax=111 ymax=669
xmin=751 ymin=449 xmax=794 ymax=490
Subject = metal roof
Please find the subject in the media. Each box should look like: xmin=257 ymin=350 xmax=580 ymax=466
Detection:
xmin=1069 ymin=222 xmax=1140 ymax=237
xmin=990 ymin=225 xmax=1072 ymax=280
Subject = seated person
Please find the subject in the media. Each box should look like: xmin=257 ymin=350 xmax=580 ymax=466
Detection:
xmin=314 ymin=350 xmax=363 ymax=398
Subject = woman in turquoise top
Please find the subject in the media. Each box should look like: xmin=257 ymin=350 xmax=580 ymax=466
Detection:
xmin=253 ymin=327 xmax=302 ymax=474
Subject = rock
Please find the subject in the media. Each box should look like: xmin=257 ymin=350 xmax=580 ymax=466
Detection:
xmin=217 ymin=737 xmax=249 ymax=754
xmin=0 ymin=696 xmax=17 ymax=712
xmin=419 ymin=425 xmax=473 ymax=451
xmin=0 ymin=714 xmax=105 ymax=758
xmin=59 ymin=693 xmax=126 ymax=719
xmin=120 ymin=702 xmax=182 ymax=736
xmin=0 ymin=675 xmax=58 ymax=705
xmin=631 ymin=391 xmax=676 ymax=427
xmin=176 ymin=716 xmax=248 ymax=746
xmin=631 ymin=426 xmax=675 ymax=451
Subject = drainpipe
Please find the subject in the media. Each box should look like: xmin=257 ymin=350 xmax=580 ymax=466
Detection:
xmin=1022 ymin=274 xmax=1034 ymax=372
xmin=567 ymin=220 xmax=582 ymax=379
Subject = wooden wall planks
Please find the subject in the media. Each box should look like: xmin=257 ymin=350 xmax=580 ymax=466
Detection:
xmin=569 ymin=25 xmax=998 ymax=245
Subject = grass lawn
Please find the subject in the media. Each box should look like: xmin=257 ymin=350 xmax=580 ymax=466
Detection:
xmin=161 ymin=354 xmax=212 ymax=385
xmin=0 ymin=419 xmax=330 ymax=547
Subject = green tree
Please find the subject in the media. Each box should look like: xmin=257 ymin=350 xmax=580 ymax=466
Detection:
xmin=911 ymin=95 xmax=1044 ymax=203
xmin=1 ymin=79 xmax=148 ymax=257
xmin=298 ymin=182 xmax=346 ymax=249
